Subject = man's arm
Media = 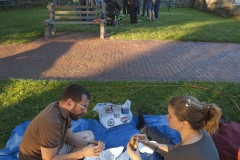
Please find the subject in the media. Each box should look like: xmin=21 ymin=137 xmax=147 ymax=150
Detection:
xmin=41 ymin=128 xmax=99 ymax=160
xmin=65 ymin=128 xmax=91 ymax=148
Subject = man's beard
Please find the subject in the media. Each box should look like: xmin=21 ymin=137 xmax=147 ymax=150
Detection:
xmin=69 ymin=111 xmax=84 ymax=120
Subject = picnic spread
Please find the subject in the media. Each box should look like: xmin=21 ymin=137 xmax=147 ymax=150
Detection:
xmin=0 ymin=114 xmax=181 ymax=160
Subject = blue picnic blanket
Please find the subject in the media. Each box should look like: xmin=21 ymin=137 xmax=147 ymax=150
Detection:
xmin=0 ymin=115 xmax=181 ymax=160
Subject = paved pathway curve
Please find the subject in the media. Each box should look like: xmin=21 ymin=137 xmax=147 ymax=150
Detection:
xmin=0 ymin=32 xmax=240 ymax=82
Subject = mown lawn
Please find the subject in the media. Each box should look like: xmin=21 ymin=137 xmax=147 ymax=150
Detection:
xmin=0 ymin=7 xmax=240 ymax=44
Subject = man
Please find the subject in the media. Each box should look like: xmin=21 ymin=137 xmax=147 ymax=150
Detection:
xmin=114 ymin=0 xmax=122 ymax=11
xmin=19 ymin=84 xmax=104 ymax=160
xmin=154 ymin=0 xmax=160 ymax=19
xmin=105 ymin=0 xmax=122 ymax=11
xmin=73 ymin=0 xmax=81 ymax=17
xmin=128 ymin=0 xmax=140 ymax=23
xmin=141 ymin=0 xmax=147 ymax=16
xmin=80 ymin=0 xmax=87 ymax=21
xmin=122 ymin=0 xmax=129 ymax=16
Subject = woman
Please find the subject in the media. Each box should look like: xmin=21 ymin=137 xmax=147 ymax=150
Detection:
xmin=147 ymin=0 xmax=155 ymax=21
xmin=127 ymin=95 xmax=221 ymax=160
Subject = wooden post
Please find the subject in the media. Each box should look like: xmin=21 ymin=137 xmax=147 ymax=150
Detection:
xmin=101 ymin=2 xmax=105 ymax=11
xmin=43 ymin=20 xmax=51 ymax=39
xmin=100 ymin=2 xmax=106 ymax=38
xmin=48 ymin=2 xmax=54 ymax=19
xmin=48 ymin=2 xmax=56 ymax=35
xmin=43 ymin=2 xmax=55 ymax=39
xmin=100 ymin=20 xmax=105 ymax=39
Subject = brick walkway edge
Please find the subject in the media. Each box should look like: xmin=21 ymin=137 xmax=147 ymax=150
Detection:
xmin=0 ymin=32 xmax=240 ymax=82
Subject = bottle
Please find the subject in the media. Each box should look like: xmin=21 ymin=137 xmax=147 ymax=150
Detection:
xmin=129 ymin=137 xmax=138 ymax=151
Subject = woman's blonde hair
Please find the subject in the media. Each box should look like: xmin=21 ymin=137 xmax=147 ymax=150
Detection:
xmin=169 ymin=95 xmax=222 ymax=135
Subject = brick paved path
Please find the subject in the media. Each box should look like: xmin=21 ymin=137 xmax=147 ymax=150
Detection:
xmin=0 ymin=32 xmax=240 ymax=82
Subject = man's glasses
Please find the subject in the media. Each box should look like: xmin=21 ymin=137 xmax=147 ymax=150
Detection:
xmin=75 ymin=102 xmax=87 ymax=110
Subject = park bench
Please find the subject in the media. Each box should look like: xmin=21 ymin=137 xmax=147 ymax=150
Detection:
xmin=160 ymin=0 xmax=175 ymax=11
xmin=43 ymin=2 xmax=106 ymax=39
xmin=0 ymin=0 xmax=14 ymax=9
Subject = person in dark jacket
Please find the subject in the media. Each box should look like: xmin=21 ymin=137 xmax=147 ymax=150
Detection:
xmin=114 ymin=0 xmax=122 ymax=11
xmin=105 ymin=0 xmax=122 ymax=11
xmin=141 ymin=0 xmax=148 ymax=16
xmin=154 ymin=0 xmax=160 ymax=19
xmin=128 ymin=0 xmax=140 ymax=23
xmin=122 ymin=0 xmax=129 ymax=15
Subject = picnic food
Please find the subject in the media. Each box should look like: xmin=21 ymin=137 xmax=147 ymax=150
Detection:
xmin=129 ymin=136 xmax=138 ymax=151
xmin=94 ymin=140 xmax=103 ymax=146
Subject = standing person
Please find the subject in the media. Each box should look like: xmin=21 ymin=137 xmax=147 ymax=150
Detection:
xmin=127 ymin=95 xmax=221 ymax=160
xmin=122 ymin=0 xmax=129 ymax=16
xmin=154 ymin=0 xmax=160 ymax=19
xmin=137 ymin=0 xmax=140 ymax=16
xmin=80 ymin=0 xmax=87 ymax=21
xmin=89 ymin=0 xmax=97 ymax=22
xmin=98 ymin=0 xmax=102 ymax=5
xmin=19 ymin=84 xmax=104 ymax=160
xmin=141 ymin=0 xmax=147 ymax=16
xmin=147 ymin=0 xmax=155 ymax=21
xmin=113 ymin=0 xmax=122 ymax=11
xmin=73 ymin=0 xmax=81 ymax=18
xmin=128 ymin=0 xmax=140 ymax=23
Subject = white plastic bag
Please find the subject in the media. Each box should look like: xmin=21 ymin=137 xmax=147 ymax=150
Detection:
xmin=84 ymin=146 xmax=124 ymax=160
xmin=93 ymin=100 xmax=132 ymax=129
xmin=138 ymin=141 xmax=157 ymax=154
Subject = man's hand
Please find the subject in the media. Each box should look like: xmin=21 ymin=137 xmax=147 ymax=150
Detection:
xmin=81 ymin=143 xmax=104 ymax=157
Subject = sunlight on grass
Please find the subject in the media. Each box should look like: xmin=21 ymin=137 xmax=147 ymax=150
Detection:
xmin=1 ymin=7 xmax=240 ymax=43
xmin=1 ymin=31 xmax=43 ymax=44
xmin=109 ymin=8 xmax=240 ymax=42
xmin=113 ymin=16 xmax=240 ymax=41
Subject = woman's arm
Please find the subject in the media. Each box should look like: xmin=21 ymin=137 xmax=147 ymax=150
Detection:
xmin=126 ymin=143 xmax=142 ymax=160
xmin=142 ymin=141 xmax=169 ymax=152
xmin=135 ymin=134 xmax=174 ymax=156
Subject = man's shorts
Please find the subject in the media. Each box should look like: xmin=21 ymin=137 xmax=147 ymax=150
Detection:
xmin=58 ymin=143 xmax=73 ymax=155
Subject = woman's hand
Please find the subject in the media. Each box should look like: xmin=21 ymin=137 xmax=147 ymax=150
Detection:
xmin=126 ymin=142 xmax=142 ymax=160
xmin=134 ymin=134 xmax=150 ymax=144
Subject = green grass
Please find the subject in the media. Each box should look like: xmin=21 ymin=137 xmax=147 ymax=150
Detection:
xmin=0 ymin=79 xmax=240 ymax=149
xmin=1 ymin=7 xmax=240 ymax=44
